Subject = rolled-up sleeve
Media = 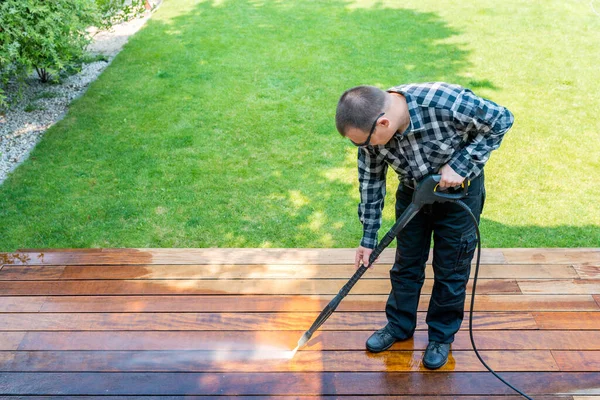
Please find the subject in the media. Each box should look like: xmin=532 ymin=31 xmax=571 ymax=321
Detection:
xmin=448 ymin=89 xmax=515 ymax=178
xmin=357 ymin=146 xmax=388 ymax=249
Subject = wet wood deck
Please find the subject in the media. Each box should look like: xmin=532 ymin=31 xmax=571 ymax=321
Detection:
xmin=1 ymin=247 xmax=599 ymax=398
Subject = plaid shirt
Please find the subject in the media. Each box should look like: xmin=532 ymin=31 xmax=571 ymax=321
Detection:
xmin=358 ymin=82 xmax=514 ymax=248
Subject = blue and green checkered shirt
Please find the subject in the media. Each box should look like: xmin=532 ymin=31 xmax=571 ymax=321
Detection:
xmin=358 ymin=82 xmax=514 ymax=248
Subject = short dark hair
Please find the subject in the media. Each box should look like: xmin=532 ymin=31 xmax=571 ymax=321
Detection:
xmin=335 ymin=85 xmax=389 ymax=136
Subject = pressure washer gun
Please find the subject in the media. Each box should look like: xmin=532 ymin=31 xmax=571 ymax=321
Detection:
xmin=294 ymin=174 xmax=469 ymax=351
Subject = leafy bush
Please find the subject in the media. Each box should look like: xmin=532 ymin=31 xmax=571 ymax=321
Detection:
xmin=0 ymin=1 xmax=101 ymax=89
xmin=0 ymin=0 xmax=145 ymax=108
xmin=96 ymin=0 xmax=146 ymax=28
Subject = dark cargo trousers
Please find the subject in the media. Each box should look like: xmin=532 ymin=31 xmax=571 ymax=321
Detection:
xmin=385 ymin=171 xmax=485 ymax=344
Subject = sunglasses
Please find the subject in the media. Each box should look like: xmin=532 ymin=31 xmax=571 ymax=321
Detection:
xmin=351 ymin=112 xmax=385 ymax=147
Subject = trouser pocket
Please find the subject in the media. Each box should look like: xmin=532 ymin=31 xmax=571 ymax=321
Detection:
xmin=454 ymin=231 xmax=478 ymax=273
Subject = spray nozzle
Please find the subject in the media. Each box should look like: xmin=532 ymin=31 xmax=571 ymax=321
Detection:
xmin=297 ymin=331 xmax=312 ymax=350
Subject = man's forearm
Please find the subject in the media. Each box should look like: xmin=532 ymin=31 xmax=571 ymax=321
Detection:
xmin=450 ymin=97 xmax=515 ymax=178
xmin=357 ymin=147 xmax=387 ymax=248
xmin=359 ymin=200 xmax=384 ymax=249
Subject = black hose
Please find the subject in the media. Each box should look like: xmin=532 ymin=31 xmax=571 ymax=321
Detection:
xmin=455 ymin=200 xmax=533 ymax=400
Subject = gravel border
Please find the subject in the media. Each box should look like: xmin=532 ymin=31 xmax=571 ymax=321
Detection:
xmin=0 ymin=1 xmax=162 ymax=186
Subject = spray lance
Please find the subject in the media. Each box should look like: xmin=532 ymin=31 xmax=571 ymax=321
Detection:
xmin=294 ymin=174 xmax=468 ymax=351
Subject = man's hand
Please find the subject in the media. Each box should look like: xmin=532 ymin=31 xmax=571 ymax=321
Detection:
xmin=439 ymin=163 xmax=465 ymax=189
xmin=355 ymin=246 xmax=379 ymax=269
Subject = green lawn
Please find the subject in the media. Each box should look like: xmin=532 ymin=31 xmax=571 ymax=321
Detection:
xmin=1 ymin=0 xmax=599 ymax=251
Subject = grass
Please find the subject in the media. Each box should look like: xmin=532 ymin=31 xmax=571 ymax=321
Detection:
xmin=82 ymin=53 xmax=110 ymax=63
xmin=23 ymin=103 xmax=45 ymax=112
xmin=33 ymin=91 xmax=59 ymax=101
xmin=0 ymin=0 xmax=599 ymax=251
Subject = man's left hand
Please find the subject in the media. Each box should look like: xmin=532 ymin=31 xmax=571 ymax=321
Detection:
xmin=439 ymin=163 xmax=465 ymax=189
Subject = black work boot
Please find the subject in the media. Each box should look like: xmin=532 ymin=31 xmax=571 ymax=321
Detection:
xmin=366 ymin=324 xmax=400 ymax=353
xmin=423 ymin=341 xmax=450 ymax=369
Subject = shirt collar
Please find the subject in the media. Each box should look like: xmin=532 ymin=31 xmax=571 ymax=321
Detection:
xmin=386 ymin=88 xmax=424 ymax=134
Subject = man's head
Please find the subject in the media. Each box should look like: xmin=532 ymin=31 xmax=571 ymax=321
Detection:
xmin=335 ymin=85 xmax=408 ymax=147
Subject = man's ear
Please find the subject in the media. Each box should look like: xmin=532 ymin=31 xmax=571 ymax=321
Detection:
xmin=379 ymin=117 xmax=391 ymax=128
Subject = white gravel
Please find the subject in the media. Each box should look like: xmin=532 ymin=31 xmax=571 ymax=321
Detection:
xmin=0 ymin=1 xmax=161 ymax=186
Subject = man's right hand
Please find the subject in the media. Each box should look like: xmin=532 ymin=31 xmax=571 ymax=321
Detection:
xmin=355 ymin=246 xmax=378 ymax=269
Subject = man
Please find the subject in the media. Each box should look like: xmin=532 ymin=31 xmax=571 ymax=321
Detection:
xmin=335 ymin=82 xmax=514 ymax=369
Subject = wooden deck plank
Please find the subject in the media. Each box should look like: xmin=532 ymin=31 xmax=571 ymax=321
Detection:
xmin=5 ymin=248 xmax=599 ymax=266
xmin=0 ymin=397 xmax=578 ymax=400
xmin=518 ymin=279 xmax=600 ymax=294
xmin=533 ymin=312 xmax=600 ymax=329
xmin=552 ymin=351 xmax=600 ymax=372
xmin=1 ymin=249 xmax=154 ymax=266
xmin=0 ymin=263 xmax=581 ymax=280
xmin=0 ymin=296 xmax=47 ymax=312
xmin=13 ymin=330 xmax=600 ymax=351
xmin=0 ymin=332 xmax=26 ymax=350
xmin=13 ymin=294 xmax=595 ymax=313
xmin=0 ymin=311 xmax=539 ymax=331
xmin=501 ymin=248 xmax=600 ymax=264
xmin=15 ymin=248 xmax=109 ymax=253
xmin=0 ymin=372 xmax=598 ymax=395
xmin=4 ymin=276 xmax=598 ymax=296
xmin=574 ymin=264 xmax=600 ymax=279
xmin=0 ymin=278 xmax=521 ymax=295
xmin=0 ymin=265 xmax=66 ymax=279
xmin=0 ymin=349 xmax=560 ymax=372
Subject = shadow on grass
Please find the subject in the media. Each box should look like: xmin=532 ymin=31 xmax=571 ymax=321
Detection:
xmin=143 ymin=0 xmax=475 ymax=248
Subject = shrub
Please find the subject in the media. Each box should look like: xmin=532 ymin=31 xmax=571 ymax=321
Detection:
xmin=0 ymin=0 xmax=145 ymax=108
xmin=0 ymin=1 xmax=101 ymax=85
xmin=96 ymin=0 xmax=146 ymax=29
